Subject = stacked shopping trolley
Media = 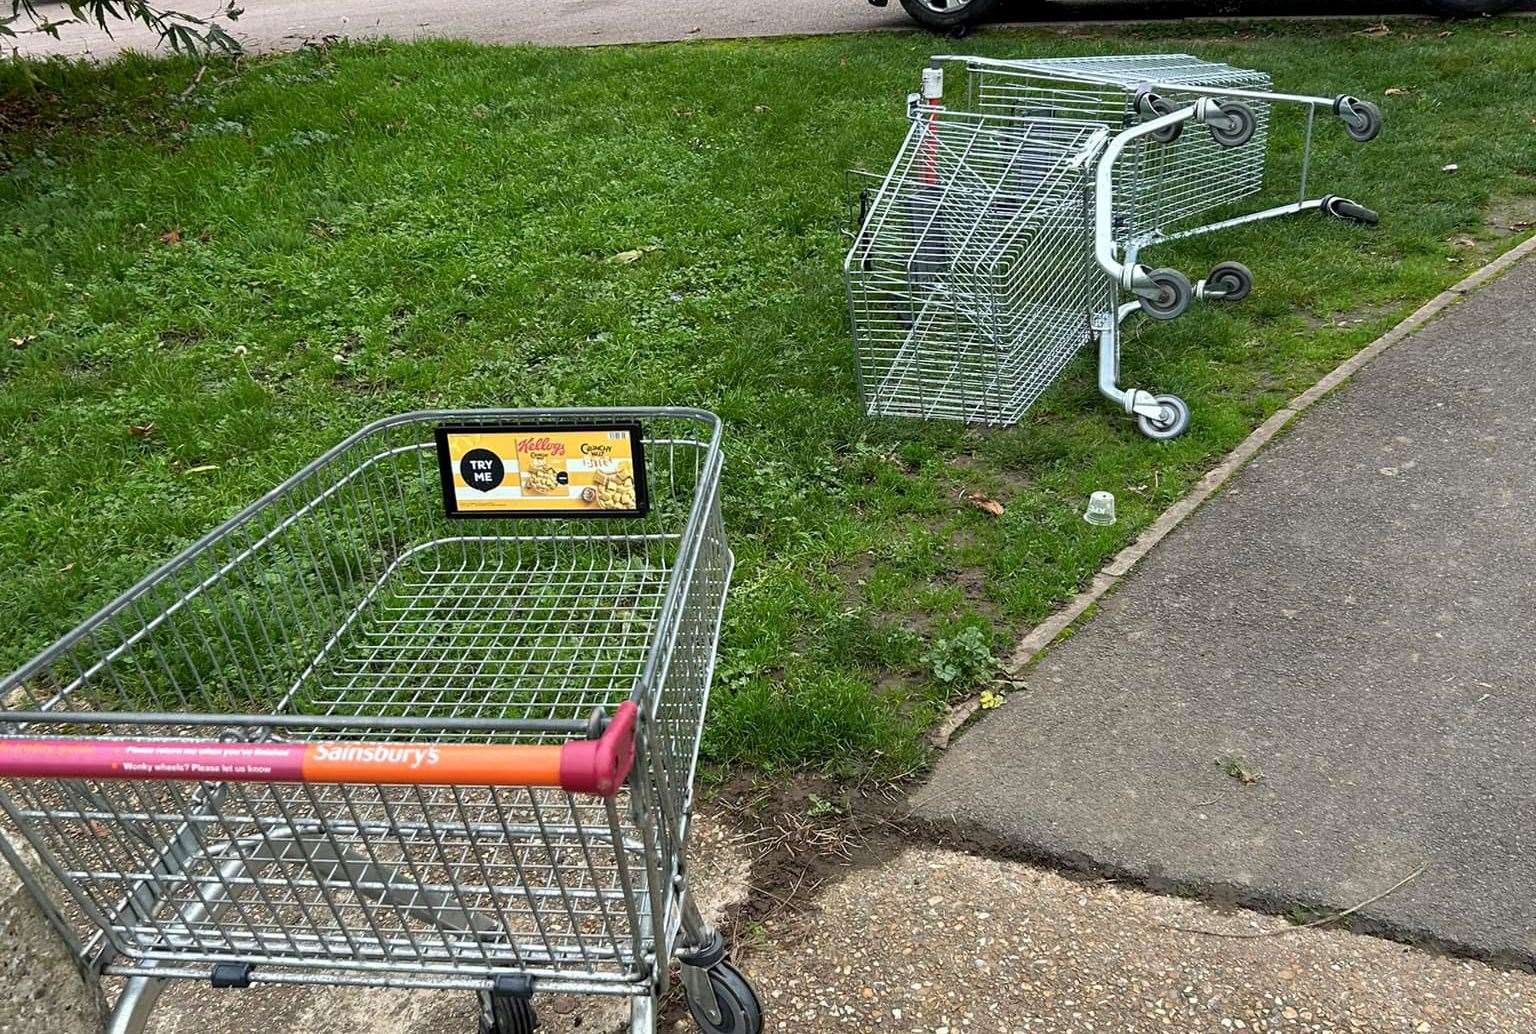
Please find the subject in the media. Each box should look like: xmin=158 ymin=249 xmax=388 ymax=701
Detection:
xmin=846 ymin=54 xmax=1383 ymax=438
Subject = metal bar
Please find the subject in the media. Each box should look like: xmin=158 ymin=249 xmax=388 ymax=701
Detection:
xmin=0 ymin=711 xmax=589 ymax=733
xmin=1150 ymin=198 xmax=1324 ymax=244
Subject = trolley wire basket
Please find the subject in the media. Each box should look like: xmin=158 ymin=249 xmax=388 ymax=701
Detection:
xmin=935 ymin=53 xmax=1276 ymax=245
xmin=846 ymin=54 xmax=1384 ymax=436
xmin=846 ymin=108 xmax=1112 ymax=424
xmin=0 ymin=408 xmax=761 ymax=1034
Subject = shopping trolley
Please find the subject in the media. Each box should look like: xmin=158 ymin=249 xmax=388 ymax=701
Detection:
xmin=845 ymin=107 xmax=1113 ymax=425
xmin=845 ymin=55 xmax=1383 ymax=436
xmin=0 ymin=408 xmax=761 ymax=1034
xmin=931 ymin=54 xmax=1382 ymax=250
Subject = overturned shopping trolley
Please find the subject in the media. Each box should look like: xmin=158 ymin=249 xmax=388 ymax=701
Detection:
xmin=0 ymin=409 xmax=760 ymax=1034
xmin=845 ymin=55 xmax=1382 ymax=436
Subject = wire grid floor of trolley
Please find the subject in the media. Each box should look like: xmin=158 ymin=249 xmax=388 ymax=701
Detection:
xmin=846 ymin=110 xmax=1110 ymax=425
xmin=0 ymin=408 xmax=754 ymax=1034
xmin=293 ymin=553 xmax=673 ymax=732
xmin=937 ymin=53 xmax=1274 ymax=247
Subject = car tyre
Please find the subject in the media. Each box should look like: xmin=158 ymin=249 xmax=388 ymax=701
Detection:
xmin=898 ymin=0 xmax=1006 ymax=31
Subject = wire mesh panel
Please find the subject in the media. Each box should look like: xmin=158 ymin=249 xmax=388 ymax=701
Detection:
xmin=846 ymin=111 xmax=1108 ymax=425
xmin=0 ymin=408 xmax=730 ymax=994
xmin=954 ymin=54 xmax=1273 ymax=244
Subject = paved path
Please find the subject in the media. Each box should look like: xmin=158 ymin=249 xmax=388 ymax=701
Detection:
xmin=134 ymin=836 xmax=1536 ymax=1033
xmin=747 ymin=848 xmax=1536 ymax=1033
xmin=8 ymin=0 xmax=1512 ymax=60
xmin=918 ymin=253 xmax=1536 ymax=966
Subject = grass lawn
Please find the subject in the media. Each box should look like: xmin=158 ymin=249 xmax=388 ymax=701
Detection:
xmin=2 ymin=20 xmax=1533 ymax=776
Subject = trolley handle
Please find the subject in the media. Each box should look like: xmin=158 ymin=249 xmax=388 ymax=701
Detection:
xmin=0 ymin=701 xmax=639 ymax=797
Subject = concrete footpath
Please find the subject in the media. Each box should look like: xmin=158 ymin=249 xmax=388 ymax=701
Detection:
xmin=135 ymin=828 xmax=1536 ymax=1033
xmin=919 ymin=253 xmax=1536 ymax=965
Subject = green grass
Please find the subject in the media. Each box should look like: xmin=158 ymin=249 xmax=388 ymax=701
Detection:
xmin=2 ymin=21 xmax=1534 ymax=775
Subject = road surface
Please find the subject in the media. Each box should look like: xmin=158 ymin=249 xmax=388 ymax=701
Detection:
xmin=8 ymin=0 xmax=1517 ymax=60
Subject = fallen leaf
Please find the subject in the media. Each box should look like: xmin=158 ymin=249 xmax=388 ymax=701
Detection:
xmin=685 ymin=25 xmax=700 ymax=33
xmin=753 ymin=105 xmax=771 ymax=114
xmin=1354 ymin=22 xmax=1390 ymax=37
xmin=1437 ymin=29 xmax=1452 ymax=37
xmin=606 ymin=245 xmax=661 ymax=265
xmin=9 ymin=335 xmax=32 ymax=349
xmin=128 ymin=422 xmax=156 ymax=437
xmin=966 ymin=491 xmax=1004 ymax=517
xmin=184 ymin=463 xmax=220 ymax=475
xmin=1448 ymin=235 xmax=1477 ymax=248
xmin=160 ymin=228 xmax=182 ymax=245
xmin=57 ymin=562 xmax=74 ymax=573
xmin=1383 ymin=87 xmax=1408 ymax=96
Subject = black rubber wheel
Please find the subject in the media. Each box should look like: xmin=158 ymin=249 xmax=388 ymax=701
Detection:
xmin=1325 ymin=196 xmax=1380 ymax=226
xmin=480 ymin=996 xmax=538 ymax=1034
xmin=1421 ymin=0 xmax=1518 ymax=13
xmin=685 ymin=962 xmax=763 ymax=1034
xmin=1139 ymin=268 xmax=1192 ymax=321
xmin=1206 ymin=260 xmax=1253 ymax=302
xmin=1338 ymin=98 xmax=1382 ymax=144
xmin=1138 ymin=92 xmax=1184 ymax=145
xmin=1136 ymin=394 xmax=1191 ymax=441
xmin=897 ymin=0 xmax=1004 ymax=31
xmin=1209 ymin=101 xmax=1256 ymax=148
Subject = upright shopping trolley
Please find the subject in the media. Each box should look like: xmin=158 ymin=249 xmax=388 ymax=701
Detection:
xmin=846 ymin=55 xmax=1383 ymax=437
xmin=0 ymin=409 xmax=761 ymax=1034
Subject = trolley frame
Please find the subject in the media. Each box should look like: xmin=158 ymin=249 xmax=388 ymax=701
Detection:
xmin=0 ymin=408 xmax=755 ymax=1034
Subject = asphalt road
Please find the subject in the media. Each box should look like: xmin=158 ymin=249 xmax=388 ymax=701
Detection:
xmin=10 ymin=0 xmax=1528 ymax=59
xmin=919 ymin=253 xmax=1536 ymax=966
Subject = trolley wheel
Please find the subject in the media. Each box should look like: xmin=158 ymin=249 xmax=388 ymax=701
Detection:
xmin=1209 ymin=101 xmax=1257 ymax=149
xmin=1323 ymin=196 xmax=1380 ymax=226
xmin=480 ymin=979 xmax=539 ymax=1034
xmin=1139 ymin=92 xmax=1184 ymax=145
xmin=1336 ymin=98 xmax=1382 ymax=143
xmin=1139 ymin=268 xmax=1192 ymax=320
xmin=684 ymin=961 xmax=763 ymax=1034
xmin=479 ymin=1000 xmax=537 ymax=1034
xmin=1206 ymin=260 xmax=1253 ymax=302
xmin=1136 ymin=394 xmax=1191 ymax=441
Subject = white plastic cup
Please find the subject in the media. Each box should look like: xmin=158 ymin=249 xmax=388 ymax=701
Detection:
xmin=1083 ymin=491 xmax=1116 ymax=527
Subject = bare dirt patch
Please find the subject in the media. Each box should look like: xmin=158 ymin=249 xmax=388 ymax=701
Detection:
xmin=1487 ymin=194 xmax=1536 ymax=236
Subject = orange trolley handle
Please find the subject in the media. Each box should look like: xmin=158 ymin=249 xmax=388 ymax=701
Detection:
xmin=0 ymin=701 xmax=640 ymax=798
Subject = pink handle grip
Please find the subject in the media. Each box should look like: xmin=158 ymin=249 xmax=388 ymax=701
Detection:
xmin=559 ymin=701 xmax=638 ymax=796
